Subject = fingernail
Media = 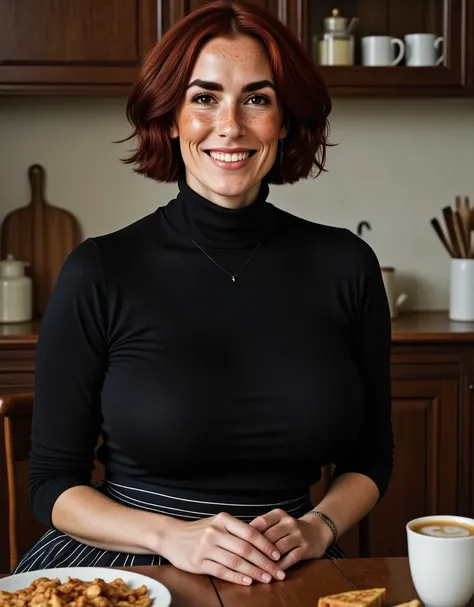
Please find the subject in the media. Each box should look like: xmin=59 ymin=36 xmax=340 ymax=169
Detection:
xmin=276 ymin=570 xmax=285 ymax=580
xmin=262 ymin=573 xmax=272 ymax=583
xmin=272 ymin=551 xmax=280 ymax=559
xmin=243 ymin=576 xmax=252 ymax=585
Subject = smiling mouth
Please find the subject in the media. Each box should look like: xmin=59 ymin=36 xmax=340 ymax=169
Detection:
xmin=205 ymin=150 xmax=256 ymax=163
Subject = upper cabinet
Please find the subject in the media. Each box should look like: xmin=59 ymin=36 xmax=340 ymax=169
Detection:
xmin=0 ymin=0 xmax=157 ymax=94
xmin=303 ymin=0 xmax=474 ymax=97
xmin=158 ymin=1 xmax=305 ymax=41
xmin=0 ymin=0 xmax=472 ymax=97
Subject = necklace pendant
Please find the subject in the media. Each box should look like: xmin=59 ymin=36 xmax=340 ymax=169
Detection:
xmin=232 ymin=276 xmax=236 ymax=282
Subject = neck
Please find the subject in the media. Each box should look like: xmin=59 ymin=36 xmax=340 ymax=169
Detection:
xmin=185 ymin=170 xmax=261 ymax=210
xmin=162 ymin=174 xmax=274 ymax=250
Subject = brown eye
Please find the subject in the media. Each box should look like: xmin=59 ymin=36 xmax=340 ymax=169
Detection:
xmin=246 ymin=94 xmax=271 ymax=105
xmin=191 ymin=93 xmax=215 ymax=105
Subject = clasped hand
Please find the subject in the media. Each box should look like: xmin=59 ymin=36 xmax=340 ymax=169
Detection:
xmin=250 ymin=508 xmax=332 ymax=570
xmin=161 ymin=508 xmax=331 ymax=586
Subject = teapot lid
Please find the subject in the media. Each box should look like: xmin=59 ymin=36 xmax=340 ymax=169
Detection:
xmin=0 ymin=254 xmax=29 ymax=277
xmin=324 ymin=8 xmax=348 ymax=32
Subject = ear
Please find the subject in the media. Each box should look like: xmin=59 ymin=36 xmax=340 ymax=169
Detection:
xmin=279 ymin=123 xmax=288 ymax=140
xmin=169 ymin=123 xmax=179 ymax=139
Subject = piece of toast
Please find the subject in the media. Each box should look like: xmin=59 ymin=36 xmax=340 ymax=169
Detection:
xmin=392 ymin=602 xmax=421 ymax=607
xmin=318 ymin=588 xmax=386 ymax=607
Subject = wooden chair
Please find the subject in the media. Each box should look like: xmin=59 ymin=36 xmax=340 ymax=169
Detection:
xmin=0 ymin=393 xmax=105 ymax=572
xmin=0 ymin=393 xmax=46 ymax=573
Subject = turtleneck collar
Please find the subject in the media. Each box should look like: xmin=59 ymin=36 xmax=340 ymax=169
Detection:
xmin=163 ymin=175 xmax=274 ymax=249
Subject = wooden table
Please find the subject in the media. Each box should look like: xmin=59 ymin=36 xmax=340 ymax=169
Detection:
xmin=3 ymin=557 xmax=474 ymax=606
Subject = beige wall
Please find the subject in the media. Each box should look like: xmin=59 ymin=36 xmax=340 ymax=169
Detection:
xmin=1 ymin=96 xmax=474 ymax=310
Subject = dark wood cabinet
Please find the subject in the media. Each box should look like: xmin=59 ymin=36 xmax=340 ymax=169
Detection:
xmin=0 ymin=0 xmax=472 ymax=96
xmin=157 ymin=1 xmax=305 ymax=43
xmin=312 ymin=361 xmax=468 ymax=560
xmin=0 ymin=0 xmax=157 ymax=94
xmin=304 ymin=0 xmax=473 ymax=96
xmin=0 ymin=313 xmax=474 ymax=571
xmin=366 ymin=347 xmax=473 ymax=558
xmin=309 ymin=314 xmax=474 ymax=559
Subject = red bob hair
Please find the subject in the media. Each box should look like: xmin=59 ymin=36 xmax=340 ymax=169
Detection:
xmin=122 ymin=1 xmax=331 ymax=185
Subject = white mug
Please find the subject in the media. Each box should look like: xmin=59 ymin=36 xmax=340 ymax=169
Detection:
xmin=361 ymin=36 xmax=405 ymax=66
xmin=449 ymin=259 xmax=474 ymax=321
xmin=381 ymin=267 xmax=407 ymax=318
xmin=407 ymin=515 xmax=474 ymax=607
xmin=405 ymin=33 xmax=444 ymax=66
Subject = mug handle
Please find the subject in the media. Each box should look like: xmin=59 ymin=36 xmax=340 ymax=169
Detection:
xmin=435 ymin=36 xmax=444 ymax=65
xmin=391 ymin=38 xmax=405 ymax=65
xmin=396 ymin=293 xmax=408 ymax=308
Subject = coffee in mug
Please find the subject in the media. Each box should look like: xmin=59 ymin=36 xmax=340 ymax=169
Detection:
xmin=411 ymin=518 xmax=474 ymax=538
xmin=407 ymin=515 xmax=474 ymax=607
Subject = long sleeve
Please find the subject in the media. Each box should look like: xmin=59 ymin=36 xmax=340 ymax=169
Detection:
xmin=29 ymin=239 xmax=108 ymax=526
xmin=332 ymin=239 xmax=394 ymax=500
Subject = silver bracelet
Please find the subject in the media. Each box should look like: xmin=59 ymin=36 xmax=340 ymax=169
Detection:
xmin=305 ymin=510 xmax=339 ymax=544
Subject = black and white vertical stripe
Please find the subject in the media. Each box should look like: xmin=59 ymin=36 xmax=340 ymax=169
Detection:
xmin=14 ymin=478 xmax=345 ymax=573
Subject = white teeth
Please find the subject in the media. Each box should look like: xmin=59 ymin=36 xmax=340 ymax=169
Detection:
xmin=209 ymin=151 xmax=250 ymax=162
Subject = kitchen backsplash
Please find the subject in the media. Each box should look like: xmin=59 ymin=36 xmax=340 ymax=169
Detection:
xmin=1 ymin=96 xmax=473 ymax=311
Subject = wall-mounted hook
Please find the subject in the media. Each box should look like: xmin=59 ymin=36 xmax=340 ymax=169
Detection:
xmin=356 ymin=221 xmax=372 ymax=237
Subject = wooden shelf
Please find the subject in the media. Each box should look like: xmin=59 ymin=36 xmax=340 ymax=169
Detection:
xmin=305 ymin=0 xmax=473 ymax=98
xmin=318 ymin=65 xmax=469 ymax=97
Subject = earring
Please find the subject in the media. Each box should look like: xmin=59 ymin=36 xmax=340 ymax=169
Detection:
xmin=279 ymin=139 xmax=284 ymax=167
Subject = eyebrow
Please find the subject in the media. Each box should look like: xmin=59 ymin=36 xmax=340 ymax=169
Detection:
xmin=187 ymin=79 xmax=275 ymax=92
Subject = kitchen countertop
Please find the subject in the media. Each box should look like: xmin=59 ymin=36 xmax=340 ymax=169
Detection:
xmin=391 ymin=310 xmax=474 ymax=343
xmin=0 ymin=312 xmax=474 ymax=345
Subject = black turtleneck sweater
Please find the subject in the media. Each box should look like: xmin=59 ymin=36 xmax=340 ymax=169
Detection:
xmin=29 ymin=178 xmax=394 ymax=526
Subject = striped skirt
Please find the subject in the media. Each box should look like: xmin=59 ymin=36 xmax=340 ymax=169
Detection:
xmin=14 ymin=477 xmax=346 ymax=573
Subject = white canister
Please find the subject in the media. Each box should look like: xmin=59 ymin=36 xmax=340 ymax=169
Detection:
xmin=0 ymin=254 xmax=33 ymax=323
xmin=449 ymin=259 xmax=474 ymax=322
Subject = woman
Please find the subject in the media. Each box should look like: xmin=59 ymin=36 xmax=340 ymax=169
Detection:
xmin=15 ymin=0 xmax=393 ymax=586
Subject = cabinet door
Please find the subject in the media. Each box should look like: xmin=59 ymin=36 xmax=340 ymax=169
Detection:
xmin=303 ymin=0 xmax=471 ymax=97
xmin=0 ymin=0 xmax=157 ymax=93
xmin=467 ymin=1 xmax=474 ymax=92
xmin=158 ymin=1 xmax=304 ymax=42
xmin=366 ymin=377 xmax=459 ymax=557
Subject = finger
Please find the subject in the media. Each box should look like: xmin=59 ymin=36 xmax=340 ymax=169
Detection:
xmin=274 ymin=532 xmax=301 ymax=556
xmin=261 ymin=520 xmax=298 ymax=545
xmin=208 ymin=547 xmax=276 ymax=584
xmin=216 ymin=531 xmax=286 ymax=581
xmin=201 ymin=558 xmax=253 ymax=586
xmin=220 ymin=513 xmax=281 ymax=561
xmin=278 ymin=545 xmax=308 ymax=571
xmin=248 ymin=517 xmax=267 ymax=532
xmin=249 ymin=508 xmax=286 ymax=533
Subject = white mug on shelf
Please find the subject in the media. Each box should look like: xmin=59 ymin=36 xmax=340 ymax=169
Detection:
xmin=381 ymin=267 xmax=407 ymax=319
xmin=405 ymin=33 xmax=444 ymax=66
xmin=361 ymin=35 xmax=405 ymax=66
xmin=449 ymin=259 xmax=474 ymax=322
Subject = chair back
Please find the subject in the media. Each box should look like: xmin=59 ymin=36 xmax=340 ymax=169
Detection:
xmin=0 ymin=394 xmax=46 ymax=572
xmin=0 ymin=393 xmax=104 ymax=572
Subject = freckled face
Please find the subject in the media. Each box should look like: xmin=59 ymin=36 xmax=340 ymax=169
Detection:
xmin=170 ymin=35 xmax=287 ymax=208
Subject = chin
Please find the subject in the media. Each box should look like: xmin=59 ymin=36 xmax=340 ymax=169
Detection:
xmin=205 ymin=175 xmax=255 ymax=199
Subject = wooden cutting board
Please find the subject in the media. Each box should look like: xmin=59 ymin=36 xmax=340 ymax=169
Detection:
xmin=0 ymin=164 xmax=81 ymax=316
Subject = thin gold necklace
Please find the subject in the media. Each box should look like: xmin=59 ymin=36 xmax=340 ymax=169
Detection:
xmin=189 ymin=238 xmax=261 ymax=283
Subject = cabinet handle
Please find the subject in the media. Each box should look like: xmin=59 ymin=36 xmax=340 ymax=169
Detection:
xmin=469 ymin=384 xmax=474 ymax=391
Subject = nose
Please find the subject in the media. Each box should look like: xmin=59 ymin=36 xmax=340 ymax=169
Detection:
xmin=216 ymin=104 xmax=245 ymax=139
